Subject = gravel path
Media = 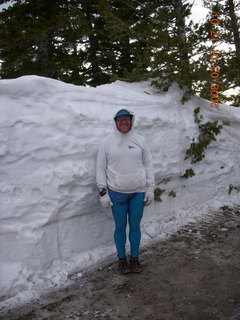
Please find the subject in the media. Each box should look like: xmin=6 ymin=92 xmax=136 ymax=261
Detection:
xmin=1 ymin=205 xmax=240 ymax=320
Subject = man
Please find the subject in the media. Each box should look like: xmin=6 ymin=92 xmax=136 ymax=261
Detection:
xmin=96 ymin=109 xmax=155 ymax=274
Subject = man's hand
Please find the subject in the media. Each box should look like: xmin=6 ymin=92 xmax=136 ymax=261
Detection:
xmin=100 ymin=193 xmax=113 ymax=208
xmin=144 ymin=189 xmax=154 ymax=206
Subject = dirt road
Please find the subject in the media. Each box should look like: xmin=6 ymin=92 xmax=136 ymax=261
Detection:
xmin=1 ymin=205 xmax=240 ymax=320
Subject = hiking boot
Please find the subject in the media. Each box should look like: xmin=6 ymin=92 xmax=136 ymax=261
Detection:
xmin=118 ymin=258 xmax=131 ymax=275
xmin=130 ymin=257 xmax=143 ymax=273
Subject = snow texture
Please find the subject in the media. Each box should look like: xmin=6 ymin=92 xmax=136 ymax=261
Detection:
xmin=0 ymin=75 xmax=239 ymax=307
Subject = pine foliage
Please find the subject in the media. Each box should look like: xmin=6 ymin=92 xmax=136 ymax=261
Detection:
xmin=0 ymin=0 xmax=239 ymax=104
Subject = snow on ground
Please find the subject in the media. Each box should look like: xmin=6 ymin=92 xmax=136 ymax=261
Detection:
xmin=0 ymin=75 xmax=239 ymax=308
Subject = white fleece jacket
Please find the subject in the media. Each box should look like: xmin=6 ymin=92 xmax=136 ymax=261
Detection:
xmin=96 ymin=120 xmax=155 ymax=194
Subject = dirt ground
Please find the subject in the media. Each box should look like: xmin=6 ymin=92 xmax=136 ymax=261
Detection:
xmin=1 ymin=205 xmax=240 ymax=320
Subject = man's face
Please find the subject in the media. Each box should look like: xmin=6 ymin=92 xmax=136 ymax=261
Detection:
xmin=115 ymin=116 xmax=132 ymax=133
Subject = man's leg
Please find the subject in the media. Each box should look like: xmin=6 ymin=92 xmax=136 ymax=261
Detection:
xmin=111 ymin=203 xmax=128 ymax=259
xmin=128 ymin=193 xmax=145 ymax=258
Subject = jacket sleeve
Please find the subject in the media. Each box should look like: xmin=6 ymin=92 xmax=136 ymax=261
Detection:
xmin=96 ymin=140 xmax=108 ymax=189
xmin=142 ymin=139 xmax=155 ymax=192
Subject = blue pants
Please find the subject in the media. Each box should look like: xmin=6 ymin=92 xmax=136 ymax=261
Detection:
xmin=109 ymin=191 xmax=145 ymax=259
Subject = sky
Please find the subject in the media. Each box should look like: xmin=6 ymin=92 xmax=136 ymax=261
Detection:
xmin=189 ymin=0 xmax=209 ymax=22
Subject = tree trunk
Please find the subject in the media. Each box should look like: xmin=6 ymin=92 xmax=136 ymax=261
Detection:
xmin=174 ymin=0 xmax=188 ymax=62
xmin=227 ymin=0 xmax=240 ymax=57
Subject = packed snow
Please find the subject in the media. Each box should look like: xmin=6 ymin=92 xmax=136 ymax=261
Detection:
xmin=0 ymin=75 xmax=239 ymax=308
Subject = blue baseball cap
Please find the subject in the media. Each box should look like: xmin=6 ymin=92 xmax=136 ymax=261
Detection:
xmin=114 ymin=109 xmax=133 ymax=120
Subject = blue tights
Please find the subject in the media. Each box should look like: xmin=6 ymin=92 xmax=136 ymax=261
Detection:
xmin=110 ymin=192 xmax=145 ymax=259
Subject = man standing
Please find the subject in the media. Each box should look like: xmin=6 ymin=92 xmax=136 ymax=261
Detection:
xmin=96 ymin=109 xmax=155 ymax=274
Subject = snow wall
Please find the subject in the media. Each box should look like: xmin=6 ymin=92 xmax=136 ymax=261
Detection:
xmin=0 ymin=76 xmax=240 ymax=306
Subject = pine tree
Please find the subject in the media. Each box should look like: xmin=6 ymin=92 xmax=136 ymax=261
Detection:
xmin=1 ymin=0 xmax=60 ymax=78
xmin=144 ymin=0 xmax=199 ymax=101
xmin=99 ymin=0 xmax=152 ymax=81
xmin=2 ymin=0 xmax=236 ymax=102
xmin=223 ymin=0 xmax=240 ymax=106
xmin=202 ymin=0 xmax=240 ymax=106
xmin=0 ymin=0 xmax=89 ymax=84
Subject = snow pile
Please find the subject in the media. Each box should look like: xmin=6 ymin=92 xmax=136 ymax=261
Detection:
xmin=0 ymin=76 xmax=239 ymax=306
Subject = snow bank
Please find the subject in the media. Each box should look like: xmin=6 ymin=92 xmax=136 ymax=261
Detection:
xmin=0 ymin=76 xmax=239 ymax=307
